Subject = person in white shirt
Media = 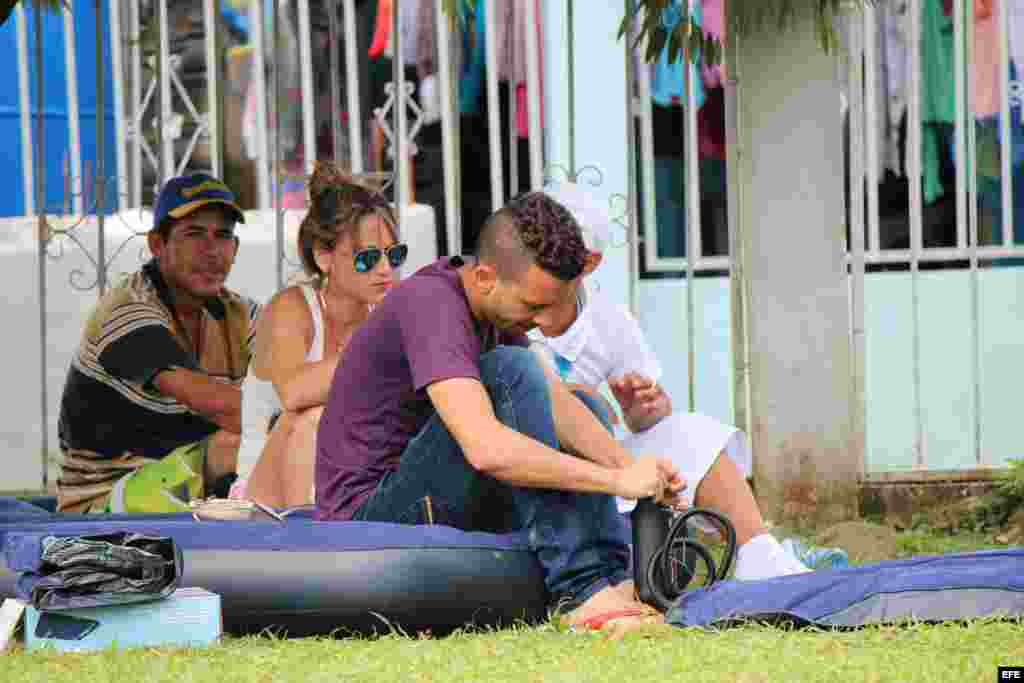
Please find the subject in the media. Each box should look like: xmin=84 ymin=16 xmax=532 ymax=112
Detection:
xmin=530 ymin=182 xmax=809 ymax=582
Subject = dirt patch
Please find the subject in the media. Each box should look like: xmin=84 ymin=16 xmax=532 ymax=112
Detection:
xmin=813 ymin=521 xmax=901 ymax=564
xmin=995 ymin=507 xmax=1024 ymax=545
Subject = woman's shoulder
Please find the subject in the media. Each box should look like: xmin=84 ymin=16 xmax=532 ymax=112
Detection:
xmin=262 ymin=284 xmax=317 ymax=329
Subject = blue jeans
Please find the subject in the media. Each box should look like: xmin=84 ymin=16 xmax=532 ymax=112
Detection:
xmin=352 ymin=346 xmax=630 ymax=610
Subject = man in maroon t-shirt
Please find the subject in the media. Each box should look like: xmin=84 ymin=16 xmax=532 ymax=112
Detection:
xmin=316 ymin=193 xmax=684 ymax=633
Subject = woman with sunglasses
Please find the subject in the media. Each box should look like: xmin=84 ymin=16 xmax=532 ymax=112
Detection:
xmin=232 ymin=162 xmax=408 ymax=508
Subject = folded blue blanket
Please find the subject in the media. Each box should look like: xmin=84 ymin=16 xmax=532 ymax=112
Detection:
xmin=667 ymin=548 xmax=1024 ymax=629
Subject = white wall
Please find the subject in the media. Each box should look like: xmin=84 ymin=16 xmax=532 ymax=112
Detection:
xmin=637 ymin=270 xmax=1024 ymax=475
xmin=543 ymin=1 xmax=630 ymax=309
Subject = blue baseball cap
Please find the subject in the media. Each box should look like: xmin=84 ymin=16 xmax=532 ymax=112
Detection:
xmin=152 ymin=173 xmax=245 ymax=232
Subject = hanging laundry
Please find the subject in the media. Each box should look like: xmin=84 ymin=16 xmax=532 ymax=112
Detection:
xmin=397 ymin=0 xmax=421 ymax=66
xmin=368 ymin=0 xmax=392 ymax=59
xmin=1008 ymin=0 xmax=1024 ymax=82
xmin=698 ymin=86 xmax=725 ymax=160
xmin=922 ymin=0 xmax=955 ymax=125
xmin=515 ymin=0 xmax=545 ymax=138
xmin=700 ymin=0 xmax=725 ymax=88
xmin=973 ymin=0 xmax=1001 ymax=119
xmin=415 ymin=0 xmax=465 ymax=91
xmin=459 ymin=1 xmax=487 ymax=115
xmin=494 ymin=0 xmax=518 ymax=83
xmin=416 ymin=0 xmax=436 ymax=77
xmin=921 ymin=0 xmax=957 ymax=203
xmin=883 ymin=0 xmax=911 ymax=177
xmin=651 ymin=0 xmax=706 ymax=109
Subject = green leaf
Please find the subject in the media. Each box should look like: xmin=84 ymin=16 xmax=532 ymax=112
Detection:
xmin=667 ymin=24 xmax=682 ymax=66
xmin=622 ymin=0 xmax=875 ymax=61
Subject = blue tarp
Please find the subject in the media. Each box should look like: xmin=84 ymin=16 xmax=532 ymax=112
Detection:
xmin=667 ymin=548 xmax=1024 ymax=629
xmin=0 ymin=3 xmax=117 ymax=217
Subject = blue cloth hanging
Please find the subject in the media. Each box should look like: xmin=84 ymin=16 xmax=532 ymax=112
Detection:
xmin=459 ymin=1 xmax=487 ymax=115
xmin=651 ymin=0 xmax=706 ymax=109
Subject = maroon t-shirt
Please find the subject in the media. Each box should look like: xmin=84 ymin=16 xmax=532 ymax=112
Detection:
xmin=314 ymin=257 xmax=527 ymax=521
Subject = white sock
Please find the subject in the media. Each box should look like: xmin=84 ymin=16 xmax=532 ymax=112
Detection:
xmin=732 ymin=533 xmax=811 ymax=582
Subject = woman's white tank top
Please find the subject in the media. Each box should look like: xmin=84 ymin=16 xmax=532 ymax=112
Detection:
xmin=235 ymin=284 xmax=325 ymax=478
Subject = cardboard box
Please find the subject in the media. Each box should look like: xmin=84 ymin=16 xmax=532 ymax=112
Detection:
xmin=24 ymin=587 xmax=221 ymax=652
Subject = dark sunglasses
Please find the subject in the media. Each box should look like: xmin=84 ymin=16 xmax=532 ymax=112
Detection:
xmin=354 ymin=243 xmax=409 ymax=272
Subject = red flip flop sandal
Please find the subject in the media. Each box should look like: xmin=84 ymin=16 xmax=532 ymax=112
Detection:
xmin=575 ymin=607 xmax=663 ymax=631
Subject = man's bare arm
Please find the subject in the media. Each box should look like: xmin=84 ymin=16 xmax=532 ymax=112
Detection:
xmin=543 ymin=368 xmax=634 ymax=469
xmin=425 ymin=377 xmax=677 ymax=500
xmin=153 ymin=368 xmax=242 ymax=433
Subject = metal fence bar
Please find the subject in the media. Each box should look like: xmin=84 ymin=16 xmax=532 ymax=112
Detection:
xmin=683 ymin=0 xmax=698 ymax=413
xmin=327 ymin=0 xmax=342 ymax=165
xmin=483 ymin=0 xmax=504 ymax=211
xmin=94 ymin=0 xmax=106 ymax=295
xmin=297 ymin=0 xmax=316 ymax=175
xmin=566 ymin=0 xmax=576 ymax=177
xmin=273 ymin=0 xmax=284 ymax=289
xmin=342 ymin=0 xmax=364 ymax=173
xmin=725 ymin=24 xmax=752 ymax=446
xmin=623 ymin=0 xmax=638 ymax=314
xmin=847 ymin=245 xmax=1024 ymax=262
xmin=966 ymin=0 xmax=978 ymax=255
xmin=63 ymin=0 xmax=83 ymax=215
xmin=1000 ymin=0 xmax=1014 ymax=246
xmin=108 ymin=0 xmax=127 ymax=209
xmin=954 ymin=0 xmax=968 ymax=250
xmin=863 ymin=3 xmax=880 ymax=254
xmin=129 ymin=0 xmax=142 ymax=206
xmin=685 ymin=11 xmax=702 ymax=269
xmin=635 ymin=32 xmax=659 ymax=272
xmin=16 ymin=5 xmax=34 ymax=215
xmin=249 ymin=0 xmax=270 ymax=209
xmin=847 ymin=7 xmax=867 ymax=478
xmin=392 ymin=0 xmax=408 ymax=215
xmin=524 ymin=0 xmax=543 ymax=190
xmin=435 ymin=0 xmax=460 ymax=255
xmin=158 ymin=0 xmax=174 ymax=184
xmin=965 ymin=0 xmax=982 ymax=465
xmin=203 ymin=0 xmax=222 ymax=178
xmin=508 ymin=79 xmax=519 ymax=196
xmin=33 ymin=1 xmax=48 ymax=489
xmin=907 ymin=0 xmax=925 ymax=468
xmin=272 ymin=0 xmax=284 ymax=288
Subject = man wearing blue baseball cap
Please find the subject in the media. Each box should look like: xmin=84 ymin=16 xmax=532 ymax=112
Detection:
xmin=56 ymin=173 xmax=260 ymax=513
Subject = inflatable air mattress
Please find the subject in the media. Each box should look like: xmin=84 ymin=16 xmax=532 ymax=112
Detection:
xmin=0 ymin=498 xmax=548 ymax=636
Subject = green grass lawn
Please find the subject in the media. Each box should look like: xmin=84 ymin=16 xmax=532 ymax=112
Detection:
xmin=2 ymin=528 xmax=1021 ymax=683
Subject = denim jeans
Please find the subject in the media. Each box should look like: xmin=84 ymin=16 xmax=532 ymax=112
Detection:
xmin=352 ymin=346 xmax=630 ymax=610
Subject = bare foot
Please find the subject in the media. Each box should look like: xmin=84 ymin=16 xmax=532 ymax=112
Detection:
xmin=564 ymin=582 xmax=636 ymax=625
xmin=564 ymin=582 xmax=664 ymax=636
xmin=612 ymin=579 xmax=637 ymax=602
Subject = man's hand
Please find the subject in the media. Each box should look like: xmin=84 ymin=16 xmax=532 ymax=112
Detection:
xmin=614 ymin=455 xmax=686 ymax=506
xmin=565 ymin=383 xmax=620 ymax=426
xmin=608 ymin=372 xmax=671 ymax=433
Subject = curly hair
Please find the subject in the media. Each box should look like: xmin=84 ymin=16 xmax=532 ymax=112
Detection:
xmin=476 ymin=192 xmax=586 ymax=282
xmin=297 ymin=161 xmax=397 ymax=284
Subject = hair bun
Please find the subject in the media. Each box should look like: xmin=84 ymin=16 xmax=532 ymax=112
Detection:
xmin=308 ymin=160 xmax=361 ymax=203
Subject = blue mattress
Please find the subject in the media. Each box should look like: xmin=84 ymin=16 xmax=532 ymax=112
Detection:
xmin=0 ymin=497 xmax=548 ymax=636
xmin=667 ymin=548 xmax=1024 ymax=629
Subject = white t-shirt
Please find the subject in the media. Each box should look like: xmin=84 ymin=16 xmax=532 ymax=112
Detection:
xmin=527 ymin=285 xmax=662 ymax=389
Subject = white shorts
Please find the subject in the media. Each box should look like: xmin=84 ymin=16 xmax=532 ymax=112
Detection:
xmin=616 ymin=412 xmax=751 ymax=514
